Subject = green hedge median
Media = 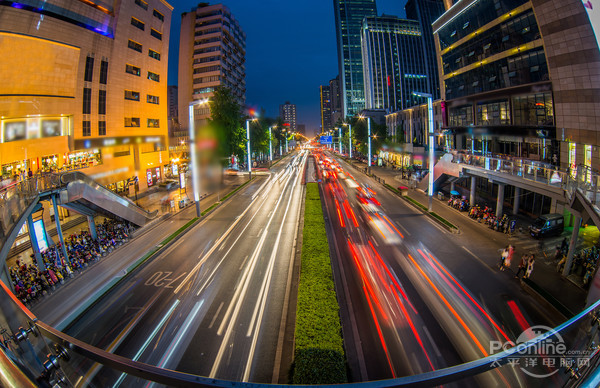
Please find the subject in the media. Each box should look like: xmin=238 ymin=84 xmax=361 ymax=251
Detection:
xmin=292 ymin=183 xmax=347 ymax=384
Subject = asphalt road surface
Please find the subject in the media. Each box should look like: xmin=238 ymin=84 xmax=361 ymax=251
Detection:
xmin=66 ymin=152 xmax=307 ymax=386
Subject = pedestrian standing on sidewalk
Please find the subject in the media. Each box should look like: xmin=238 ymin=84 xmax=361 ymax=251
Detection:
xmin=515 ymin=253 xmax=528 ymax=278
xmin=525 ymin=254 xmax=535 ymax=279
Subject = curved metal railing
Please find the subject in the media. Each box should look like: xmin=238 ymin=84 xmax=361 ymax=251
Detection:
xmin=1 ymin=268 xmax=599 ymax=387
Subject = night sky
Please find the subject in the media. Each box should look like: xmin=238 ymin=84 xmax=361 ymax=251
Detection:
xmin=168 ymin=0 xmax=408 ymax=134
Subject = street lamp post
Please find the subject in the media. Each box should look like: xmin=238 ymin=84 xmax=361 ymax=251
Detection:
xmin=367 ymin=117 xmax=372 ymax=173
xmin=338 ymin=127 xmax=342 ymax=154
xmin=246 ymin=118 xmax=256 ymax=179
xmin=344 ymin=123 xmax=352 ymax=158
xmin=413 ymin=91 xmax=434 ymax=212
xmin=189 ymin=98 xmax=209 ymax=218
xmin=269 ymin=126 xmax=273 ymax=164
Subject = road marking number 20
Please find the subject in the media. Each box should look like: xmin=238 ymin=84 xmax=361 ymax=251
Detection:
xmin=145 ymin=271 xmax=187 ymax=288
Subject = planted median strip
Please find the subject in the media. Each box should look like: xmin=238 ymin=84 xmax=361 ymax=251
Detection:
xmin=292 ymin=183 xmax=347 ymax=384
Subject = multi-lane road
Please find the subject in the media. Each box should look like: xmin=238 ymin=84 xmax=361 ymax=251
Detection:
xmin=66 ymin=152 xmax=307 ymax=386
xmin=318 ymin=151 xmax=566 ymax=386
xmin=64 ymin=149 xmax=569 ymax=386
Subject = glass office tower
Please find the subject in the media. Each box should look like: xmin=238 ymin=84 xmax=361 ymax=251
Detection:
xmin=333 ymin=0 xmax=377 ymax=118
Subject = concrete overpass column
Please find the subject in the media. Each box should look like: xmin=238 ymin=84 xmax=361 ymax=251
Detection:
xmin=563 ymin=215 xmax=582 ymax=277
xmin=513 ymin=187 xmax=521 ymax=215
xmin=26 ymin=215 xmax=45 ymax=271
xmin=51 ymin=195 xmax=70 ymax=265
xmin=470 ymin=176 xmax=476 ymax=206
xmin=450 ymin=181 xmax=456 ymax=194
xmin=496 ymin=183 xmax=505 ymax=218
xmin=87 ymin=216 xmax=97 ymax=240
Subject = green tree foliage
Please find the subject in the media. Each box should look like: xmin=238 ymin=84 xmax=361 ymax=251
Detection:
xmin=349 ymin=116 xmax=388 ymax=156
xmin=208 ymin=86 xmax=245 ymax=165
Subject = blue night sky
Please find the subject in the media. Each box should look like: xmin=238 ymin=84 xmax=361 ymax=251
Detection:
xmin=168 ymin=0 xmax=408 ymax=134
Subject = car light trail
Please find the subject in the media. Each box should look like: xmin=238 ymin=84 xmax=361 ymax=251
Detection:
xmin=335 ymin=198 xmax=345 ymax=227
xmin=344 ymin=200 xmax=359 ymax=227
xmin=364 ymin=285 xmax=396 ymax=378
xmin=507 ymin=300 xmax=531 ymax=333
xmin=348 ymin=240 xmax=387 ymax=320
xmin=407 ymin=253 xmax=489 ymax=357
xmin=381 ymin=214 xmax=404 ymax=238
xmin=113 ymin=299 xmax=180 ymax=387
xmin=420 ymin=250 xmax=512 ymax=342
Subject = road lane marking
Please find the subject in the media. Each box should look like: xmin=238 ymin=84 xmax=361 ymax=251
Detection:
xmin=208 ymin=302 xmax=224 ymax=329
xmin=239 ymin=255 xmax=249 ymax=271
xmin=462 ymin=246 xmax=495 ymax=274
xmin=422 ymin=325 xmax=441 ymax=358
xmin=397 ymin=222 xmax=411 ymax=236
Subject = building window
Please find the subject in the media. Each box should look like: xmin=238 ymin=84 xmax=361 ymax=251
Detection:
xmin=128 ymin=40 xmax=142 ymax=52
xmin=83 ymin=121 xmax=91 ymax=137
xmin=84 ymin=56 xmax=94 ymax=82
xmin=124 ymin=90 xmax=140 ymax=101
xmin=134 ymin=0 xmax=148 ymax=10
xmin=125 ymin=64 xmax=141 ymax=76
xmin=83 ymin=88 xmax=92 ymax=114
xmin=148 ymin=49 xmax=161 ymax=60
xmin=98 ymin=90 xmax=106 ymax=114
xmin=131 ymin=17 xmax=145 ymax=31
xmin=513 ymin=92 xmax=554 ymax=126
xmin=147 ymin=118 xmax=160 ymax=128
xmin=150 ymin=28 xmax=162 ymax=40
xmin=147 ymin=71 xmax=160 ymax=82
xmin=99 ymin=60 xmax=108 ymax=84
xmin=99 ymin=121 xmax=106 ymax=136
xmin=153 ymin=9 xmax=164 ymax=22
xmin=476 ymin=100 xmax=510 ymax=125
xmin=125 ymin=117 xmax=140 ymax=127
xmin=147 ymin=94 xmax=159 ymax=104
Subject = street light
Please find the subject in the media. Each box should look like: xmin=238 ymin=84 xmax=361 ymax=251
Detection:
xmin=268 ymin=125 xmax=274 ymax=163
xmin=188 ymin=98 xmax=209 ymax=217
xmin=359 ymin=115 xmax=372 ymax=173
xmin=412 ymin=91 xmax=434 ymax=212
xmin=246 ymin=117 xmax=258 ymax=179
xmin=344 ymin=122 xmax=352 ymax=158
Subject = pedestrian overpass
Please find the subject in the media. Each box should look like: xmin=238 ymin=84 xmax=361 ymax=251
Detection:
xmin=0 ymin=171 xmax=157 ymax=288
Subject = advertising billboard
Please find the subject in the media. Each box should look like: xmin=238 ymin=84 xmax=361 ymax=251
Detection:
xmin=33 ymin=219 xmax=49 ymax=252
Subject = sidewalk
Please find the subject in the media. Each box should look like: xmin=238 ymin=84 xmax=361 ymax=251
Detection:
xmin=25 ymin=175 xmax=249 ymax=329
xmin=344 ymin=157 xmax=588 ymax=317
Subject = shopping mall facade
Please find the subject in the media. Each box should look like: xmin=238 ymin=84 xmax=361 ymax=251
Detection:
xmin=0 ymin=0 xmax=173 ymax=194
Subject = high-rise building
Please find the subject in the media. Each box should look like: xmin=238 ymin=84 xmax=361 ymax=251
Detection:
xmin=297 ymin=124 xmax=306 ymax=136
xmin=279 ymin=101 xmax=297 ymax=132
xmin=405 ymin=0 xmax=446 ymax=101
xmin=168 ymin=85 xmax=179 ymax=120
xmin=329 ymin=76 xmax=343 ymax=125
xmin=179 ymin=3 xmax=246 ymax=130
xmin=320 ymin=85 xmax=333 ymax=132
xmin=432 ymin=0 xmax=600 ymax=169
xmin=0 ymin=0 xmax=172 ymax=192
xmin=333 ymin=0 xmax=377 ymax=118
xmin=361 ymin=16 xmax=428 ymax=112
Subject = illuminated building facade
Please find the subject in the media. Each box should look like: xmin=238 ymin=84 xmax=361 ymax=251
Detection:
xmin=334 ymin=0 xmax=378 ymax=118
xmin=0 ymin=0 xmax=173 ymax=193
xmin=361 ymin=16 xmax=428 ymax=112
xmin=432 ymin=0 xmax=600 ymax=169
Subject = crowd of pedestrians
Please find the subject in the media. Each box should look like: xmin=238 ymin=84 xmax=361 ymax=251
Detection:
xmin=498 ymin=244 xmax=536 ymax=279
xmin=9 ymin=219 xmax=134 ymax=305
